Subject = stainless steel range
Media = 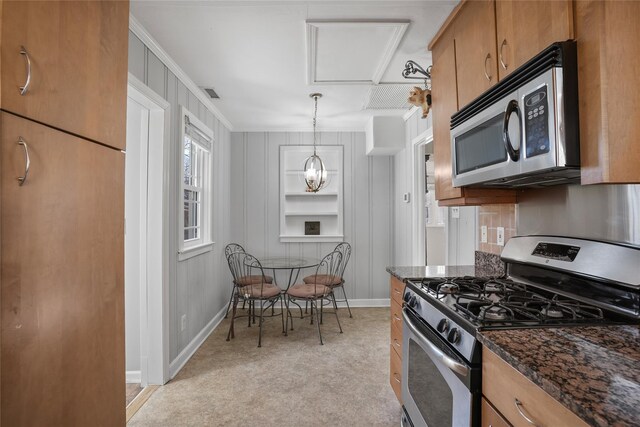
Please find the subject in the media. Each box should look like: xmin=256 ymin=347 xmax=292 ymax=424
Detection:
xmin=400 ymin=235 xmax=640 ymax=427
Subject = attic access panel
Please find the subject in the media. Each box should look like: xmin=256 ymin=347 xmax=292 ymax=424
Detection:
xmin=306 ymin=20 xmax=409 ymax=85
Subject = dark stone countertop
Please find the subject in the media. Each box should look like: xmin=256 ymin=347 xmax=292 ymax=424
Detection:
xmin=478 ymin=325 xmax=640 ymax=427
xmin=386 ymin=265 xmax=499 ymax=281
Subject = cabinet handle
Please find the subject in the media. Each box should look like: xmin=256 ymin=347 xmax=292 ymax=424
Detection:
xmin=394 ymin=339 xmax=401 ymax=348
xmin=17 ymin=137 xmax=31 ymax=186
xmin=514 ymin=398 xmax=538 ymax=426
xmin=484 ymin=53 xmax=493 ymax=82
xmin=393 ymin=289 xmax=402 ymax=294
xmin=393 ymin=373 xmax=401 ymax=383
xmin=394 ymin=315 xmax=401 ymax=321
xmin=19 ymin=46 xmax=32 ymax=95
xmin=499 ymin=39 xmax=509 ymax=70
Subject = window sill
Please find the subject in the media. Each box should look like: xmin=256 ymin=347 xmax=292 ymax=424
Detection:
xmin=178 ymin=242 xmax=214 ymax=261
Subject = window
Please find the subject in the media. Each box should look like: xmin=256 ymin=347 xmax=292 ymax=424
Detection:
xmin=180 ymin=106 xmax=213 ymax=257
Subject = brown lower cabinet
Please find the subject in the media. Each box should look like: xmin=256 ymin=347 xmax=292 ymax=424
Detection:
xmin=482 ymin=347 xmax=588 ymax=427
xmin=1 ymin=111 xmax=125 ymax=425
xmin=389 ymin=276 xmax=405 ymax=403
xmin=481 ymin=398 xmax=511 ymax=427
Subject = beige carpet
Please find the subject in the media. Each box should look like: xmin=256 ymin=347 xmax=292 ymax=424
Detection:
xmin=128 ymin=307 xmax=402 ymax=426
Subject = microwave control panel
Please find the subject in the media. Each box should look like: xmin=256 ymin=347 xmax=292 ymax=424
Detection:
xmin=524 ymin=86 xmax=550 ymax=158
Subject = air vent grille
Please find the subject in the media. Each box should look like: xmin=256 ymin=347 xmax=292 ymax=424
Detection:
xmin=363 ymin=84 xmax=415 ymax=110
xmin=202 ymin=88 xmax=220 ymax=99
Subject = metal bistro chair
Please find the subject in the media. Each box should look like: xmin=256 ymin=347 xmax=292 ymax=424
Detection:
xmin=223 ymin=243 xmax=273 ymax=318
xmin=285 ymin=250 xmax=343 ymax=345
xmin=303 ymin=242 xmax=352 ymax=318
xmin=226 ymin=251 xmax=283 ymax=347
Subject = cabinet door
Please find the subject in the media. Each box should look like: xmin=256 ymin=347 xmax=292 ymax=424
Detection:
xmin=575 ymin=0 xmax=640 ymax=184
xmin=1 ymin=112 xmax=125 ymax=425
xmin=496 ymin=0 xmax=573 ymax=80
xmin=483 ymin=348 xmax=589 ymax=427
xmin=454 ymin=0 xmax=498 ymax=107
xmin=481 ymin=398 xmax=511 ymax=427
xmin=1 ymin=0 xmax=129 ymax=150
xmin=431 ymin=28 xmax=463 ymax=201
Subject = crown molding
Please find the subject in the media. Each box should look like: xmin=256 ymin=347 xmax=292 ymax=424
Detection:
xmin=129 ymin=14 xmax=234 ymax=131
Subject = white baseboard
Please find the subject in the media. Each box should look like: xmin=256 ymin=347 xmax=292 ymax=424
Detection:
xmin=126 ymin=370 xmax=142 ymax=383
xmin=335 ymin=298 xmax=390 ymax=308
xmin=169 ymin=305 xmax=227 ymax=379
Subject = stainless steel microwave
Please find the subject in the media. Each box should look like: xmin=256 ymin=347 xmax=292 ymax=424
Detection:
xmin=450 ymin=42 xmax=580 ymax=188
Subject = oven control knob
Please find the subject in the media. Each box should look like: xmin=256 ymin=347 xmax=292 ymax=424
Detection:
xmin=436 ymin=319 xmax=449 ymax=333
xmin=447 ymin=328 xmax=461 ymax=344
xmin=409 ymin=295 xmax=417 ymax=308
xmin=403 ymin=292 xmax=411 ymax=303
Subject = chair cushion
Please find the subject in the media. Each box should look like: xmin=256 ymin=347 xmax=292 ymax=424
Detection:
xmin=239 ymin=283 xmax=281 ymax=299
xmin=287 ymin=283 xmax=330 ymax=299
xmin=302 ymin=274 xmax=342 ymax=286
xmin=236 ymin=275 xmax=273 ymax=286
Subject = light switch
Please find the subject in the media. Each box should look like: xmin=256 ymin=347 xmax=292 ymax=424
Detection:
xmin=497 ymin=227 xmax=505 ymax=246
xmin=481 ymin=226 xmax=488 ymax=243
xmin=451 ymin=207 xmax=460 ymax=218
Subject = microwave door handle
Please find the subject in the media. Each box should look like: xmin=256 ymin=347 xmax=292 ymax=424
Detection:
xmin=403 ymin=310 xmax=469 ymax=377
xmin=503 ymin=100 xmax=521 ymax=161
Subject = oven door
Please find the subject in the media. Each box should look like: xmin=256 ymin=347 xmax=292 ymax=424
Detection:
xmin=402 ymin=309 xmax=479 ymax=427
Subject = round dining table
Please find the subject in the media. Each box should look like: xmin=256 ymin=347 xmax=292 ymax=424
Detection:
xmin=258 ymin=256 xmax=320 ymax=292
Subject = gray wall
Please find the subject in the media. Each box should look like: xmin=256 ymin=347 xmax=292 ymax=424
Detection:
xmin=230 ymin=131 xmax=393 ymax=301
xmin=128 ymin=31 xmax=232 ymax=363
xmin=393 ymin=110 xmax=432 ymax=265
xmin=518 ymin=184 xmax=640 ymax=246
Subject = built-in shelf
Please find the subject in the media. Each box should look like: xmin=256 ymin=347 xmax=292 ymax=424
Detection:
xmin=284 ymin=192 xmax=339 ymax=197
xmin=279 ymin=234 xmax=345 ymax=243
xmin=284 ymin=211 xmax=338 ymax=216
xmin=285 ymin=170 xmax=338 ymax=175
xmin=280 ymin=145 xmax=343 ymax=242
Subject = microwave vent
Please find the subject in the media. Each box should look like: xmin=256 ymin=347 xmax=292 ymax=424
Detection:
xmin=363 ymin=84 xmax=414 ymax=110
xmin=477 ymin=171 xmax=580 ymax=188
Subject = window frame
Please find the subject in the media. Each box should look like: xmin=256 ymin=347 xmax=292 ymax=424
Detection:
xmin=178 ymin=106 xmax=214 ymax=260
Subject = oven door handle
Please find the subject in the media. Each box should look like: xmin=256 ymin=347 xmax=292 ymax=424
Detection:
xmin=403 ymin=310 xmax=469 ymax=377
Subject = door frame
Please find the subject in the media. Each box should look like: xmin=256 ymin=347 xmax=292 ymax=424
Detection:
xmin=127 ymin=74 xmax=171 ymax=385
xmin=411 ymin=129 xmax=433 ymax=266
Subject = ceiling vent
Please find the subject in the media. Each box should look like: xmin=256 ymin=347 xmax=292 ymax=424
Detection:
xmin=363 ymin=84 xmax=415 ymax=110
xmin=202 ymin=87 xmax=220 ymax=99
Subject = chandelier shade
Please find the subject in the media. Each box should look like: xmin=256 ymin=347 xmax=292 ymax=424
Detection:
xmin=303 ymin=153 xmax=327 ymax=192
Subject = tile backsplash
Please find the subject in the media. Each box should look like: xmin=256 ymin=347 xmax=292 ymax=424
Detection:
xmin=477 ymin=204 xmax=517 ymax=255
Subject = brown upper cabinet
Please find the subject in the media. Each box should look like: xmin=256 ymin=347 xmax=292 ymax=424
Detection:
xmin=495 ymin=0 xmax=574 ymax=80
xmin=575 ymin=0 xmax=640 ymax=184
xmin=429 ymin=0 xmax=640 ymax=203
xmin=431 ymin=26 xmax=462 ymax=202
xmin=429 ymin=3 xmax=517 ymax=206
xmin=1 ymin=1 xmax=129 ymax=150
xmin=453 ymin=0 xmax=498 ymax=108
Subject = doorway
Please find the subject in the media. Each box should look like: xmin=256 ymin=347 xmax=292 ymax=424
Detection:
xmin=411 ymin=130 xmax=446 ymax=265
xmin=124 ymin=75 xmax=171 ymax=401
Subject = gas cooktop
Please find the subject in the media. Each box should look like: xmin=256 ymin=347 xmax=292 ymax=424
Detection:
xmin=408 ymin=276 xmax=611 ymax=330
xmin=402 ymin=236 xmax=640 ymax=364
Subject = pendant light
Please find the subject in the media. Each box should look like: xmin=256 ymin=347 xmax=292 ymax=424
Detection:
xmin=304 ymin=93 xmax=327 ymax=192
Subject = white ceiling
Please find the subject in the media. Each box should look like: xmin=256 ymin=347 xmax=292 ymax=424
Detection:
xmin=130 ymin=0 xmax=458 ymax=131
